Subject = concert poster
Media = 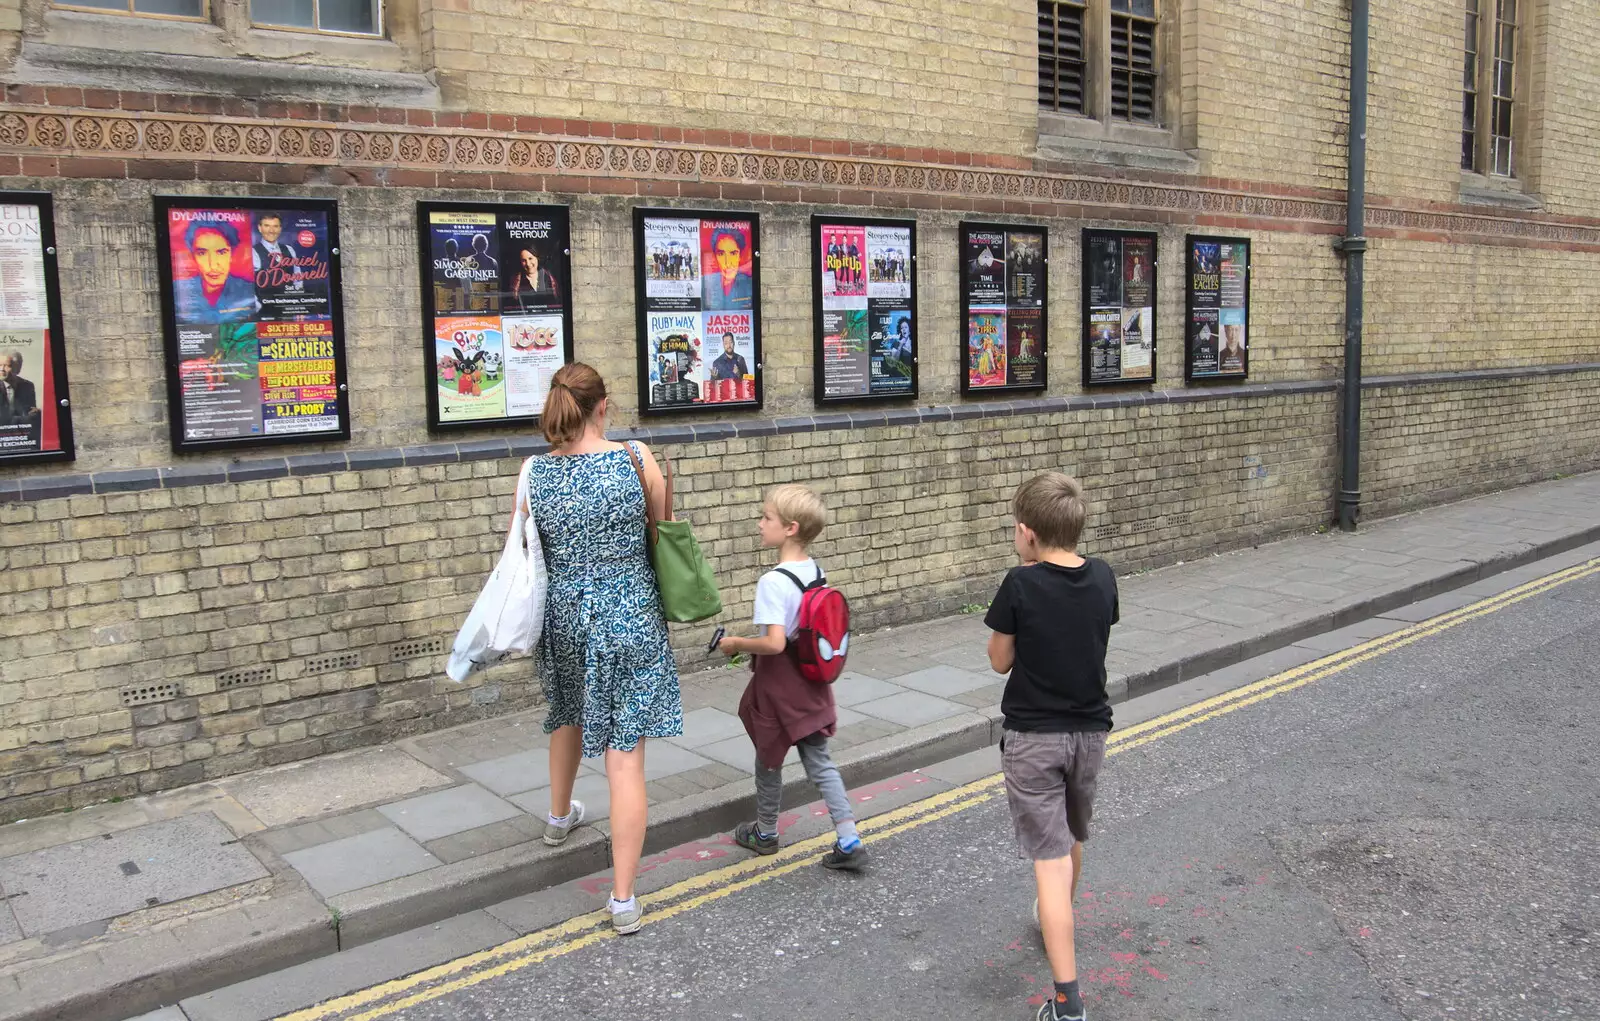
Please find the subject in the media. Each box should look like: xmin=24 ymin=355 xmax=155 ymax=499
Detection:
xmin=1081 ymin=229 xmax=1157 ymax=386
xmin=1186 ymin=235 xmax=1250 ymax=380
xmin=632 ymin=209 xmax=763 ymax=413
xmin=418 ymin=203 xmax=573 ymax=429
xmin=0 ymin=194 xmax=73 ymax=464
xmin=156 ymin=196 xmax=348 ymax=451
xmin=813 ymin=215 xmax=917 ymax=403
xmin=960 ymin=222 xmax=1047 ymax=393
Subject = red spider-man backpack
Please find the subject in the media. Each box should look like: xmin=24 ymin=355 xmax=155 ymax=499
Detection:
xmin=775 ymin=566 xmax=850 ymax=684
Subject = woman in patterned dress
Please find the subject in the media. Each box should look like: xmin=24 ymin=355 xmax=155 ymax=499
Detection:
xmin=519 ymin=363 xmax=681 ymax=934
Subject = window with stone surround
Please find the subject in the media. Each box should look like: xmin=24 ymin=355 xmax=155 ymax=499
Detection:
xmin=1462 ymin=0 xmax=1519 ymax=178
xmin=53 ymin=0 xmax=206 ymax=19
xmin=252 ymin=0 xmax=381 ymax=36
xmin=1038 ymin=0 xmax=1160 ymax=125
xmin=1036 ymin=0 xmax=1185 ymax=169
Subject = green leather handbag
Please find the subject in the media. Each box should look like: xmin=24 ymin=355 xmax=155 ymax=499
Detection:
xmin=626 ymin=443 xmax=722 ymax=623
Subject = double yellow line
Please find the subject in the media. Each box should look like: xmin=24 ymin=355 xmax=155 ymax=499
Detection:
xmin=280 ymin=555 xmax=1600 ymax=1021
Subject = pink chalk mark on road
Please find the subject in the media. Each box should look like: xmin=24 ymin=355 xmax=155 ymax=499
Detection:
xmin=576 ymin=810 xmax=803 ymax=894
xmin=1147 ymin=894 xmax=1169 ymax=907
xmin=1358 ymin=926 xmax=1373 ymax=938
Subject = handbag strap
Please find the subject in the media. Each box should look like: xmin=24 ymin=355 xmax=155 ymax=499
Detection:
xmin=624 ymin=442 xmax=660 ymax=546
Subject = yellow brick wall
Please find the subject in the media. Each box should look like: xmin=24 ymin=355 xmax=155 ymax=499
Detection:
xmin=1363 ymin=239 xmax=1600 ymax=376
xmin=1526 ymin=0 xmax=1600 ymax=215
xmin=426 ymin=0 xmax=1037 ymax=156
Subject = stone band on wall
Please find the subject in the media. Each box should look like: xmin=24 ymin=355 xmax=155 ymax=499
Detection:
xmin=3 ymin=101 xmax=1600 ymax=251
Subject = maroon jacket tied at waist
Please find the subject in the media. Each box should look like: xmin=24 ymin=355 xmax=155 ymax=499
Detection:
xmin=738 ymin=649 xmax=836 ymax=770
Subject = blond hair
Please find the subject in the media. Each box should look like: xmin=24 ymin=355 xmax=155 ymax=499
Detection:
xmin=1013 ymin=472 xmax=1086 ymax=550
xmin=767 ymin=484 xmax=825 ymax=545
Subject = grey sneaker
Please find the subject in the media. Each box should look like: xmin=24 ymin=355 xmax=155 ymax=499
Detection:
xmin=1036 ymin=999 xmax=1085 ymax=1021
xmin=734 ymin=821 xmax=779 ymax=855
xmin=542 ymin=799 xmax=586 ymax=846
xmin=610 ymin=898 xmax=643 ymax=935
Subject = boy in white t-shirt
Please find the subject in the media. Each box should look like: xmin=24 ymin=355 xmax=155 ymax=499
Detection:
xmin=716 ymin=484 xmax=866 ymax=870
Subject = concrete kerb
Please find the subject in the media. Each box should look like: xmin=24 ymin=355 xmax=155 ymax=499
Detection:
xmin=10 ymin=519 xmax=1600 ymax=1021
xmin=6 ymin=890 xmax=334 ymax=1021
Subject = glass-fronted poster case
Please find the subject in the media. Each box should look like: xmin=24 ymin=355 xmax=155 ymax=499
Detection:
xmin=959 ymin=221 xmax=1047 ymax=394
xmin=1081 ymin=228 xmax=1157 ymax=387
xmin=418 ymin=202 xmax=574 ymax=430
xmin=0 ymin=192 xmax=74 ymax=464
xmin=1185 ymin=235 xmax=1250 ymax=380
xmin=632 ymin=208 xmax=763 ymax=414
xmin=155 ymin=196 xmax=349 ymax=452
xmin=812 ymin=215 xmax=917 ymax=403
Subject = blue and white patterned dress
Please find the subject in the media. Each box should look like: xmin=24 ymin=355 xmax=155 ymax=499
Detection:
xmin=527 ymin=443 xmax=682 ymax=756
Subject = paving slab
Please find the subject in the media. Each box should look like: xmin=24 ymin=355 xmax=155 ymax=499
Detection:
xmin=120 ymin=1008 xmax=188 ymax=1021
xmin=851 ymin=690 xmax=966 ymax=728
xmin=640 ymin=740 xmax=713 ymax=780
xmin=377 ymin=784 xmax=522 ymax=843
xmin=663 ymin=707 xmax=749 ymax=749
xmin=832 ymin=673 xmax=907 ymax=707
xmin=893 ymin=665 xmax=998 ymax=698
xmin=219 ymin=747 xmax=452 ymax=827
xmin=0 ymin=900 xmax=21 ymax=945
xmin=282 ymin=827 xmax=440 ymax=899
xmin=179 ymin=910 xmax=516 ymax=1021
xmin=507 ymin=771 xmax=615 ymax=823
xmin=688 ymin=734 xmax=799 ymax=773
xmin=0 ymin=814 xmax=268 ymax=938
xmin=457 ymin=750 xmax=597 ymax=798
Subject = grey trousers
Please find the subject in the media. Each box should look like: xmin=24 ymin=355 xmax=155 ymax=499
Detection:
xmin=755 ymin=732 xmax=854 ymax=832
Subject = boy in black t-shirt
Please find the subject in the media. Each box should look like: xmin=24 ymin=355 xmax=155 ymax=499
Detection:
xmin=985 ymin=472 xmax=1119 ymax=1021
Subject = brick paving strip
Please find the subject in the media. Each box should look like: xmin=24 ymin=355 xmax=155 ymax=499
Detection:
xmin=2 ymin=471 xmax=1599 ymax=1021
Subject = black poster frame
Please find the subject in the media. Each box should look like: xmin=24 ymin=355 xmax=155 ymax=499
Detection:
xmin=811 ymin=214 xmax=919 ymax=406
xmin=0 ymin=190 xmax=75 ymax=465
xmin=631 ymin=207 xmax=765 ymax=416
xmin=154 ymin=194 xmax=351 ymax=453
xmin=417 ymin=201 xmax=575 ymax=432
xmin=1080 ymin=227 xmax=1159 ymax=388
xmin=1184 ymin=234 xmax=1251 ymax=382
xmin=958 ymin=220 xmax=1049 ymax=396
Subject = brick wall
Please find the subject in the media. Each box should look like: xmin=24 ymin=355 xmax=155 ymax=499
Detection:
xmin=0 ymin=390 xmax=1339 ymax=820
xmin=424 ymin=0 xmax=1037 ymax=157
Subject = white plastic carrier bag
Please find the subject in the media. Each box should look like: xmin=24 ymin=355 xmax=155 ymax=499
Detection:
xmin=446 ymin=457 xmax=546 ymax=682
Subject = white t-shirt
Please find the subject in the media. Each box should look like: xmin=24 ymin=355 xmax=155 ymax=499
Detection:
xmin=752 ymin=558 xmax=820 ymax=637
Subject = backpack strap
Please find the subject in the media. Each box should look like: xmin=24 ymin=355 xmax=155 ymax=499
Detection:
xmin=774 ymin=565 xmax=826 ymax=592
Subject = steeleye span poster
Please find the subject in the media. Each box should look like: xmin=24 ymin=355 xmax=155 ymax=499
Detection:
xmin=637 ymin=211 xmax=761 ymax=410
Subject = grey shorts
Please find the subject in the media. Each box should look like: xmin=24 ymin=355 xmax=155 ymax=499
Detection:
xmin=1001 ymin=728 xmax=1107 ymax=861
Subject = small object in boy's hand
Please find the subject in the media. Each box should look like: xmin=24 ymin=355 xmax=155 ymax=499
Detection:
xmin=707 ymin=626 xmax=726 ymax=653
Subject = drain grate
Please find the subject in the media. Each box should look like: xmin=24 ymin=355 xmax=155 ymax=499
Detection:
xmin=216 ymin=666 xmax=274 ymax=691
xmin=121 ymin=682 xmax=181 ymax=707
xmin=303 ymin=652 xmax=362 ymax=676
xmin=390 ymin=636 xmax=447 ymax=661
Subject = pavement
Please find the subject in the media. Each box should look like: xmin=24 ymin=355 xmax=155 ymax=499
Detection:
xmin=2 ymin=469 xmax=1599 ymax=1021
xmin=244 ymin=548 xmax=1599 ymax=1021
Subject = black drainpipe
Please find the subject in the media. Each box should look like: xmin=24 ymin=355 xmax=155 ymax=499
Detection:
xmin=1336 ymin=0 xmax=1370 ymax=532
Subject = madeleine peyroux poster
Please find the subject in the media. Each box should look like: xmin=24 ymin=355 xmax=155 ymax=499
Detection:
xmin=813 ymin=215 xmax=917 ymax=403
xmin=0 ymin=193 xmax=74 ymax=464
xmin=155 ymin=196 xmax=349 ymax=452
xmin=1186 ymin=235 xmax=1250 ymax=380
xmin=632 ymin=208 xmax=762 ymax=414
xmin=960 ymin=222 xmax=1047 ymax=394
xmin=417 ymin=202 xmax=574 ymax=430
xmin=1082 ymin=228 xmax=1157 ymax=386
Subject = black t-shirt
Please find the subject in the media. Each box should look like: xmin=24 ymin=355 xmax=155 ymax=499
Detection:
xmin=985 ymin=558 xmax=1119 ymax=733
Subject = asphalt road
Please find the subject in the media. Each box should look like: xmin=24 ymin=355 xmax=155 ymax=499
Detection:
xmin=300 ymin=567 xmax=1600 ymax=1021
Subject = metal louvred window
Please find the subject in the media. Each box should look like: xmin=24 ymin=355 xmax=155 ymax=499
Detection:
xmin=1038 ymin=1 xmax=1088 ymax=115
xmin=1110 ymin=0 xmax=1158 ymax=124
